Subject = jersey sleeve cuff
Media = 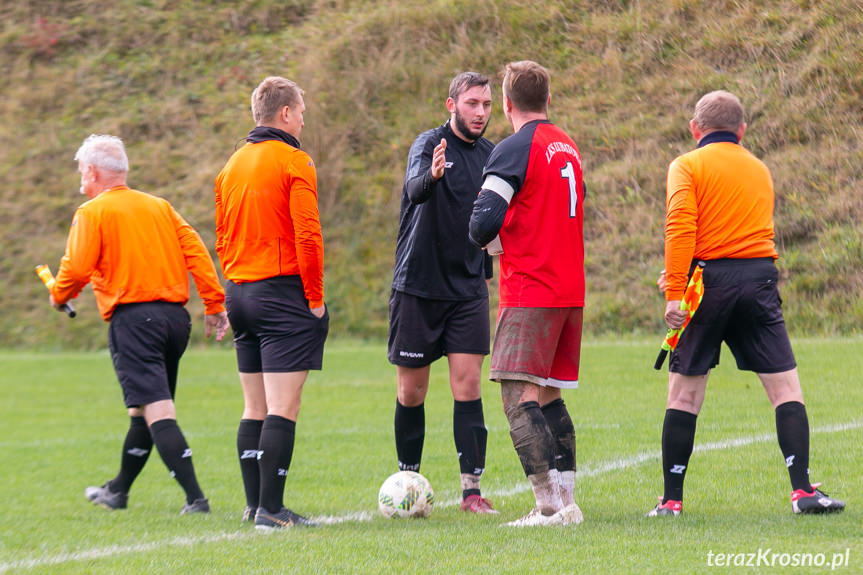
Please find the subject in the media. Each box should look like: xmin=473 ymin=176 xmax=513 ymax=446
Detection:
xmin=204 ymin=303 xmax=226 ymax=315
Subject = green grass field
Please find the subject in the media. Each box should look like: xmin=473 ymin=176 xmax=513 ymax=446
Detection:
xmin=1 ymin=338 xmax=860 ymax=574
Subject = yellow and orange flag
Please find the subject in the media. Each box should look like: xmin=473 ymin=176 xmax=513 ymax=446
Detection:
xmin=35 ymin=264 xmax=76 ymax=318
xmin=654 ymin=261 xmax=704 ymax=370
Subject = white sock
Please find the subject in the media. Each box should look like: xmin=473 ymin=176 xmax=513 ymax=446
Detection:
xmin=528 ymin=470 xmax=562 ymax=515
xmin=460 ymin=473 xmax=481 ymax=496
xmin=558 ymin=470 xmax=575 ymax=507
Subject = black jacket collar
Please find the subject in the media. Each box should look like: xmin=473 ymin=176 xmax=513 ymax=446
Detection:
xmin=697 ymin=130 xmax=739 ymax=148
xmin=246 ymin=126 xmax=301 ymax=148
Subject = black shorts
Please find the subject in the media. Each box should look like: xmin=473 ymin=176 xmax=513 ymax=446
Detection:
xmin=387 ymin=290 xmax=490 ymax=367
xmin=670 ymin=258 xmax=797 ymax=376
xmin=108 ymin=301 xmax=191 ymax=408
xmin=226 ymin=276 xmax=329 ymax=373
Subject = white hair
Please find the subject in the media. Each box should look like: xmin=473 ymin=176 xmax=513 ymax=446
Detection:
xmin=74 ymin=134 xmax=129 ymax=173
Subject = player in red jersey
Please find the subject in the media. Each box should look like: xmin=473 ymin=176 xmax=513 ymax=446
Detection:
xmin=470 ymin=61 xmax=585 ymax=526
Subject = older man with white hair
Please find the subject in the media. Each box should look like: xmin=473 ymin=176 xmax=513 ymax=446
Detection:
xmin=49 ymin=134 xmax=228 ymax=514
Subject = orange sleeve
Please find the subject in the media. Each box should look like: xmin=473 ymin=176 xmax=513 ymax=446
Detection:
xmin=170 ymin=206 xmax=226 ymax=314
xmin=288 ymin=155 xmax=325 ymax=306
xmin=52 ymin=207 xmax=98 ymax=306
xmin=214 ymin=170 xmax=225 ymax=257
xmin=664 ymin=156 xmax=697 ymax=300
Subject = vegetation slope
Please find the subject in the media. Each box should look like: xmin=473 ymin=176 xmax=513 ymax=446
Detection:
xmin=2 ymin=0 xmax=861 ymax=349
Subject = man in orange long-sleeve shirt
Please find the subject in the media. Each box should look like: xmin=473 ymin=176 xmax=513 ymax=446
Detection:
xmin=50 ymin=134 xmax=228 ymax=514
xmin=215 ymin=76 xmax=328 ymax=530
xmin=647 ymin=91 xmax=844 ymax=517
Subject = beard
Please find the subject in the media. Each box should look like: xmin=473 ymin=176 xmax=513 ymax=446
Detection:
xmin=454 ymin=109 xmax=487 ymax=142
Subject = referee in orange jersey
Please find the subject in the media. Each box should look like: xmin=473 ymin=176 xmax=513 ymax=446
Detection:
xmin=647 ymin=91 xmax=844 ymax=517
xmin=49 ymin=134 xmax=228 ymax=514
xmin=215 ymin=76 xmax=328 ymax=530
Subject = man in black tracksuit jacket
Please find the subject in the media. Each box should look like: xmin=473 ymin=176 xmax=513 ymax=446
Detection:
xmin=387 ymin=71 xmax=499 ymax=514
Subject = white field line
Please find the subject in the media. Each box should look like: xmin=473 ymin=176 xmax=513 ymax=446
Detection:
xmin=437 ymin=419 xmax=863 ymax=505
xmin=2 ymin=419 xmax=860 ymax=573
xmin=0 ymin=532 xmax=253 ymax=572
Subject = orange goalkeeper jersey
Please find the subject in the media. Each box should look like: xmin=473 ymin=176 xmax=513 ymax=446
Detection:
xmin=52 ymin=185 xmax=226 ymax=321
xmin=665 ymin=132 xmax=778 ymax=299
xmin=215 ymin=134 xmax=324 ymax=307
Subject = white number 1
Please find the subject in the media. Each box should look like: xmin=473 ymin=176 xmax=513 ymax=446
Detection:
xmin=560 ymin=161 xmax=578 ymax=218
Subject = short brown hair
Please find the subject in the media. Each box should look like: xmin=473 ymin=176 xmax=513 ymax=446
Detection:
xmin=251 ymin=76 xmax=304 ymax=126
xmin=692 ymin=90 xmax=744 ymax=133
xmin=502 ymin=61 xmax=549 ymax=114
xmin=448 ymin=72 xmax=490 ymax=102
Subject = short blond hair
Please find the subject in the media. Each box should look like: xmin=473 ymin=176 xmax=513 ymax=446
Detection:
xmin=692 ymin=90 xmax=744 ymax=133
xmin=251 ymin=76 xmax=304 ymax=126
xmin=502 ymin=61 xmax=549 ymax=114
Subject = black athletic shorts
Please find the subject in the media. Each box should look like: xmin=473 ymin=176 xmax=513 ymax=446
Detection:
xmin=226 ymin=276 xmax=329 ymax=373
xmin=387 ymin=289 xmax=490 ymax=368
xmin=669 ymin=258 xmax=797 ymax=376
xmin=108 ymin=301 xmax=191 ymax=408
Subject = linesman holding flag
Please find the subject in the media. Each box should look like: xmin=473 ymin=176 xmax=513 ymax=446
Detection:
xmin=647 ymin=91 xmax=845 ymax=517
xmin=49 ymin=134 xmax=228 ymax=514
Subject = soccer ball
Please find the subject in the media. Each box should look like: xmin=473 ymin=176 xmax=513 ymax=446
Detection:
xmin=378 ymin=471 xmax=434 ymax=518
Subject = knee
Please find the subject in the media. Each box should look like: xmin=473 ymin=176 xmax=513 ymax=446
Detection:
xmin=450 ymin=375 xmax=481 ymax=402
xmin=266 ymin=398 xmax=301 ymax=421
xmin=398 ymin=380 xmax=428 ymax=406
xmin=666 ymin=375 xmax=706 ymax=414
xmin=766 ymin=386 xmax=804 ymax=409
xmin=141 ymin=399 xmax=176 ymax=425
xmin=243 ymin=405 xmax=268 ymax=420
xmin=759 ymin=369 xmax=804 ymax=408
xmin=666 ymin=397 xmax=701 ymax=414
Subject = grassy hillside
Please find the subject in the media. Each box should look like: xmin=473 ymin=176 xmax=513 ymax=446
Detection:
xmin=2 ymin=0 xmax=861 ymax=349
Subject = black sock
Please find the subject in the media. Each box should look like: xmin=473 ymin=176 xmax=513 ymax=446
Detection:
xmin=661 ymin=409 xmax=697 ymax=503
xmin=108 ymin=416 xmax=152 ymax=494
xmin=394 ymin=401 xmax=424 ymax=472
xmin=506 ymin=401 xmax=555 ymax=477
xmin=541 ymin=398 xmax=576 ymax=473
xmin=237 ymin=419 xmax=264 ymax=509
xmin=149 ymin=418 xmax=205 ymax=504
xmin=258 ymin=414 xmax=296 ymax=513
xmin=453 ymin=398 xmax=488 ymax=498
xmin=775 ymin=401 xmax=811 ymax=492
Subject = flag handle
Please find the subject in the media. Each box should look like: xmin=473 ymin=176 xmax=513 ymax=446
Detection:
xmin=35 ymin=264 xmax=76 ymax=318
xmin=654 ymin=348 xmax=668 ymax=371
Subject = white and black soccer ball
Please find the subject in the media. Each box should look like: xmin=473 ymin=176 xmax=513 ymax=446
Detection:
xmin=378 ymin=471 xmax=434 ymax=518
